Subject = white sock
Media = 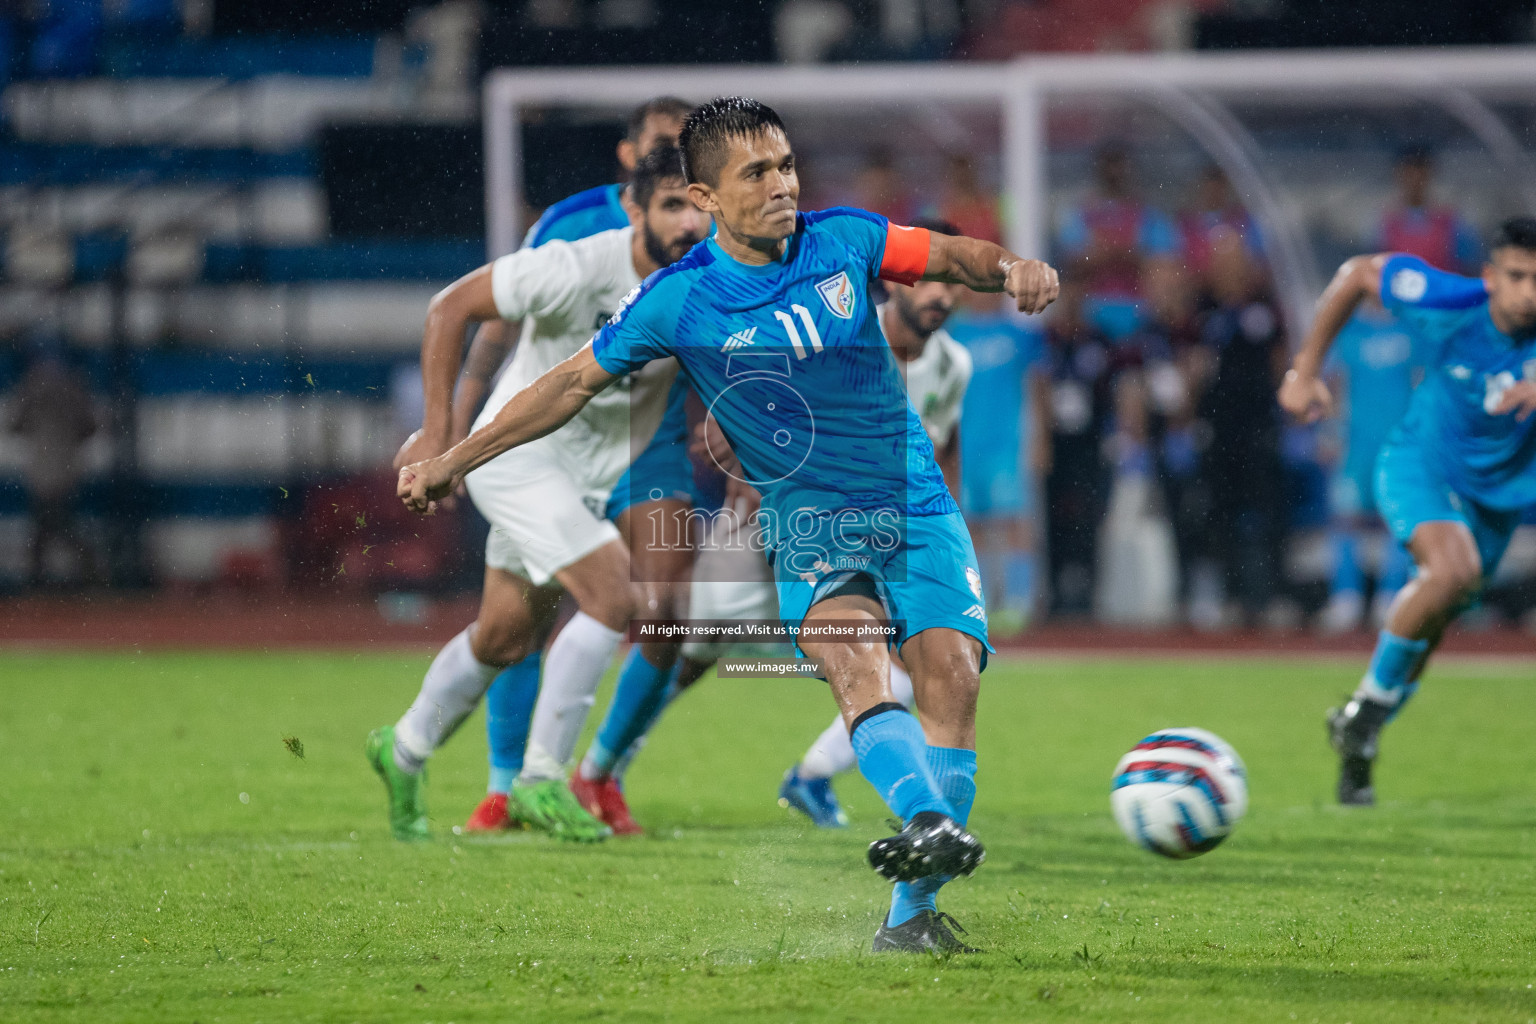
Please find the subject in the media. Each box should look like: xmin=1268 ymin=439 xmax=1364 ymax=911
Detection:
xmin=798 ymin=716 xmax=855 ymax=779
xmin=519 ymin=612 xmax=624 ymax=782
xmin=799 ymin=663 xmax=917 ymax=780
xmin=394 ymin=627 xmax=499 ymax=773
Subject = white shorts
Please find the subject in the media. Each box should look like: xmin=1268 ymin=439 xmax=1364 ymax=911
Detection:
xmin=464 ymin=446 xmax=620 ymax=586
xmin=681 ymin=507 xmax=785 ymax=660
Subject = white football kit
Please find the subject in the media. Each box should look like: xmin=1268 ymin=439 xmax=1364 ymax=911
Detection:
xmin=465 ymin=227 xmax=677 ymax=584
xmin=897 ymin=325 xmax=973 ymax=449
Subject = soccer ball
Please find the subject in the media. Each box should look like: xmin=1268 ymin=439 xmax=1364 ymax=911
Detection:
xmin=1111 ymin=727 xmax=1248 ymax=859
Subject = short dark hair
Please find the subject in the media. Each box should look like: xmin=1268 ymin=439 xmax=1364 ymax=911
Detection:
xmin=626 ymin=97 xmax=692 ymax=142
xmin=629 ymin=146 xmax=687 ymax=210
xmin=1491 ymin=216 xmax=1536 ymax=254
xmin=909 ymin=215 xmax=960 ymax=237
xmin=678 ymin=96 xmax=787 ymax=187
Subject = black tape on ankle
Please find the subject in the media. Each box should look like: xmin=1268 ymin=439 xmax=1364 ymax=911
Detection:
xmin=850 ymin=702 xmax=909 ymax=736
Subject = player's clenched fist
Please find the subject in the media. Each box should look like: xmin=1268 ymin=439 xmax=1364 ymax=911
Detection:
xmin=397 ymin=456 xmax=459 ymax=514
xmin=1004 ymin=258 xmax=1060 ymax=315
xmin=1278 ymin=369 xmax=1335 ymax=424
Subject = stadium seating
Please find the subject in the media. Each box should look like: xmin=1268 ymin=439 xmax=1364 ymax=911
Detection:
xmin=0 ymin=24 xmax=479 ymax=587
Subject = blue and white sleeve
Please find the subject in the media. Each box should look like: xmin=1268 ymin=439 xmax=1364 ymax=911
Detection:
xmin=1380 ymin=253 xmax=1487 ymax=313
xmin=591 ymin=277 xmax=676 ymax=376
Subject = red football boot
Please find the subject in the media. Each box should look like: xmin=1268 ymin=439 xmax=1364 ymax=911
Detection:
xmin=569 ymin=773 xmax=643 ymax=836
xmin=464 ymin=792 xmax=521 ymax=832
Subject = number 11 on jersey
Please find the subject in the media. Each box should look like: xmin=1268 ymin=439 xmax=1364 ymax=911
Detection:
xmin=774 ymin=304 xmax=824 ymax=360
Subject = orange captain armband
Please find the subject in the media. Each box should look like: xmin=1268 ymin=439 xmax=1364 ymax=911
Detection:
xmin=878 ymin=223 xmax=931 ymax=285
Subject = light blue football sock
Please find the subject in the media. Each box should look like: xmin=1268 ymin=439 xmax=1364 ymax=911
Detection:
xmin=1355 ymin=630 xmax=1430 ymax=716
xmin=583 ymin=648 xmax=678 ymax=779
xmin=888 ymin=746 xmax=977 ymax=927
xmin=484 ymin=651 xmax=541 ymax=794
xmin=851 ymin=709 xmax=951 ymax=824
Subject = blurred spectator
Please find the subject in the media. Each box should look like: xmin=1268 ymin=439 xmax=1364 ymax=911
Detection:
xmin=936 ymin=153 xmax=1002 ymax=244
xmin=1316 ymin=298 xmax=1423 ymax=633
xmin=948 ymin=290 xmax=1050 ymax=633
xmin=854 ymin=146 xmax=915 ymax=224
xmin=1375 ymin=146 xmax=1481 ymax=273
xmin=1042 ymin=286 xmax=1113 ymax=617
xmin=1178 ymin=164 xmax=1263 ymax=280
xmin=1193 ymin=229 xmax=1289 ymax=626
xmin=9 ymin=341 xmax=101 ymax=588
xmin=1055 ymin=142 xmax=1180 ymax=341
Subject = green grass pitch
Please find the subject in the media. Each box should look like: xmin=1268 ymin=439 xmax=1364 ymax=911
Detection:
xmin=3 ymin=649 xmax=1535 ymax=1022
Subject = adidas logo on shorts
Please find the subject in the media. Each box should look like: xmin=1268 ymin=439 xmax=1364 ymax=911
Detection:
xmin=722 ymin=326 xmax=757 ymax=351
xmin=963 ymin=604 xmax=987 ymax=621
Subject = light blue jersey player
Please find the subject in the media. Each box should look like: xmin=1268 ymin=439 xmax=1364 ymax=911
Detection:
xmin=947 ymin=300 xmax=1049 ymax=630
xmin=398 ymin=97 xmax=1061 ymax=954
xmin=457 ymin=97 xmax=699 ymax=835
xmin=1317 ymin=304 xmax=1423 ymax=632
xmin=1280 ymin=218 xmax=1536 ymax=806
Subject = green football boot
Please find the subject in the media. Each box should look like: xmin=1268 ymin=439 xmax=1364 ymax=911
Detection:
xmin=365 ymin=726 xmax=429 ymax=841
xmin=510 ymin=777 xmax=612 ymax=843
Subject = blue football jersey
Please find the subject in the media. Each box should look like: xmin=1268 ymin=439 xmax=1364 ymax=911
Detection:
xmin=524 ymin=183 xmax=628 ymax=248
xmin=592 ymin=207 xmax=954 ymax=543
xmin=1381 ymin=254 xmax=1536 ymax=510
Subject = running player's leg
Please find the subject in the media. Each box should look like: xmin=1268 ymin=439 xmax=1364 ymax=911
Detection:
xmin=1330 ymin=440 xmax=1516 ymax=804
xmin=368 ymin=567 xmax=556 ymax=839
xmin=514 ymin=538 xmax=636 ymax=814
xmin=577 ymin=497 xmax=691 ymax=786
xmin=504 ymin=540 xmax=636 ymax=843
xmin=456 ymin=450 xmax=636 ymax=840
xmin=479 ymin=652 xmax=541 ymax=794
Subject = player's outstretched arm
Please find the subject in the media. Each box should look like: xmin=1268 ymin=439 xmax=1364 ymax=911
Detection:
xmin=397 ymin=344 xmax=620 ymax=513
xmin=396 ymin=265 xmax=501 ymax=469
xmin=922 ymin=233 xmax=1060 ymax=315
xmin=1280 ymin=253 xmax=1388 ymax=424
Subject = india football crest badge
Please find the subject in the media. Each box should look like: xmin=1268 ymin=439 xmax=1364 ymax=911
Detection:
xmin=965 ymin=566 xmax=983 ymax=600
xmin=1388 ymin=267 xmax=1427 ymax=303
xmin=815 ymin=271 xmax=856 ymax=319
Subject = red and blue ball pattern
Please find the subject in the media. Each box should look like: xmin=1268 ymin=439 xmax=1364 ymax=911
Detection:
xmin=1111 ymin=727 xmax=1248 ymax=859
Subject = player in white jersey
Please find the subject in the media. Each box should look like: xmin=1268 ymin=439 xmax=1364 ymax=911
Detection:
xmin=780 ymin=216 xmax=973 ymax=828
xmin=365 ymin=148 xmax=710 ymax=841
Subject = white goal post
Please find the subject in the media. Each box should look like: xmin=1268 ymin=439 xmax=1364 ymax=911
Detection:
xmin=484 ymin=48 xmax=1536 ymax=337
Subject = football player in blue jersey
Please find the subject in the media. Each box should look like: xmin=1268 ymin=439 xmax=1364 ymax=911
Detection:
xmin=524 ymin=96 xmax=694 ymax=248
xmin=446 ymin=97 xmax=698 ymax=835
xmin=1280 ymin=217 xmax=1536 ymax=806
xmin=399 ymin=97 xmax=1059 ymax=953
